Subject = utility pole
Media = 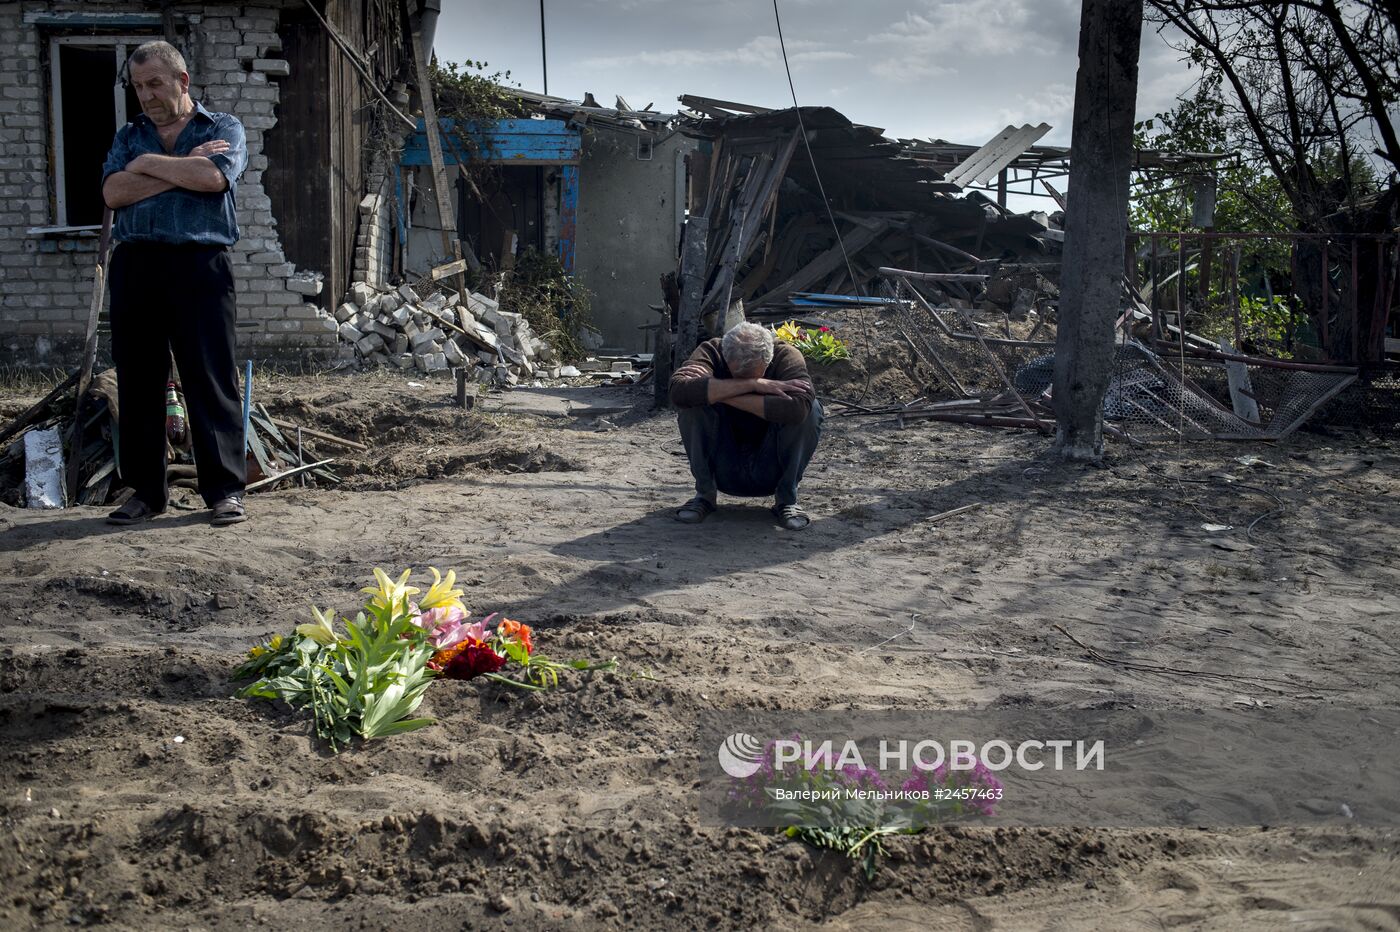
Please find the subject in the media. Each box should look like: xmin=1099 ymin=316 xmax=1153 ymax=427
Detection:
xmin=540 ymin=0 xmax=548 ymax=96
xmin=1052 ymin=0 xmax=1143 ymax=461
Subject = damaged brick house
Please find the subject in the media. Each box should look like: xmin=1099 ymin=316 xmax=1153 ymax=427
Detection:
xmin=0 ymin=0 xmax=434 ymax=366
xmin=0 ymin=0 xmax=701 ymax=366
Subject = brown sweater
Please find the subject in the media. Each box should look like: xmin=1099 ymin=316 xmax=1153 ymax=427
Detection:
xmin=669 ymin=338 xmax=814 ymax=425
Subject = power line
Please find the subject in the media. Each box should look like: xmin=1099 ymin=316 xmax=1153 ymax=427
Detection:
xmin=771 ymin=0 xmax=861 ymax=296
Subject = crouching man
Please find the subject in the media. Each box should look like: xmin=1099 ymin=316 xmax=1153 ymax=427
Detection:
xmin=669 ymin=322 xmax=824 ymax=530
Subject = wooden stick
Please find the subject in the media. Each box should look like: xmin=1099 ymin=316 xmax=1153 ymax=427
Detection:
xmin=65 ymin=208 xmax=113 ymax=501
xmin=246 ymin=458 xmax=336 ymax=492
xmin=924 ymin=502 xmax=983 ymax=524
xmin=269 ymin=418 xmax=368 ymax=451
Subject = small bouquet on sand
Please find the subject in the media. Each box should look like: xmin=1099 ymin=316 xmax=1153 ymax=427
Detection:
xmin=232 ymin=567 xmax=616 ymax=751
xmin=773 ymin=320 xmax=850 ymax=363
xmin=726 ymin=736 xmax=1002 ymax=879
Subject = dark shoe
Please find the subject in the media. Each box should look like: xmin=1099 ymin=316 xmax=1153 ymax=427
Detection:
xmin=772 ymin=503 xmax=810 ymax=531
xmin=211 ymin=494 xmax=247 ymax=526
xmin=675 ymin=496 xmax=716 ymax=524
xmin=106 ymin=498 xmax=163 ymax=526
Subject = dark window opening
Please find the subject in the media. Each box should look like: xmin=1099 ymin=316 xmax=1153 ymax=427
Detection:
xmin=50 ymin=38 xmax=148 ymax=227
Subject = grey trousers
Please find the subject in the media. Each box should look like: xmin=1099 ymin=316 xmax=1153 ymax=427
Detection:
xmin=677 ymin=399 xmax=823 ymax=506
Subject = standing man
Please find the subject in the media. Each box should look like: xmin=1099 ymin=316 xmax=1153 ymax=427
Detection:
xmin=669 ymin=322 xmax=824 ymax=530
xmin=101 ymin=41 xmax=249 ymax=526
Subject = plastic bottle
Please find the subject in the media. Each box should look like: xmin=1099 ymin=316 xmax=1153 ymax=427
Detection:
xmin=165 ymin=381 xmax=187 ymax=446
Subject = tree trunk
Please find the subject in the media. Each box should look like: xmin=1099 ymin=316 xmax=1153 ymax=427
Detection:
xmin=1053 ymin=0 xmax=1143 ymax=462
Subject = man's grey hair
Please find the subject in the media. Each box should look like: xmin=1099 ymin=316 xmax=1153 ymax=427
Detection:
xmin=721 ymin=321 xmax=774 ymax=374
xmin=128 ymin=41 xmax=187 ymax=79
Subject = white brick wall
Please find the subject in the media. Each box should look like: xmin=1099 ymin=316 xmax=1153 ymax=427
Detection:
xmin=0 ymin=0 xmax=338 ymax=366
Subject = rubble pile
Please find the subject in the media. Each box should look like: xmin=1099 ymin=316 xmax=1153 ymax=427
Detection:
xmin=335 ymin=280 xmax=563 ymax=386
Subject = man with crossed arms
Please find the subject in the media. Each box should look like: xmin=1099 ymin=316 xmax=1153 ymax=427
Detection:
xmin=101 ymin=40 xmax=249 ymax=527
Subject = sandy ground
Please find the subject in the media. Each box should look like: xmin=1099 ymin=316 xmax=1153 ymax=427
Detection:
xmin=1 ymin=364 xmax=1397 ymax=930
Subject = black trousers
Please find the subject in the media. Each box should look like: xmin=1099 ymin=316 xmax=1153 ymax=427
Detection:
xmin=677 ymin=400 xmax=823 ymax=507
xmin=108 ymin=242 xmax=245 ymax=510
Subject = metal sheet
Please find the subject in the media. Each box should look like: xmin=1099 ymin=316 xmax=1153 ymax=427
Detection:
xmin=944 ymin=123 xmax=1051 ymax=188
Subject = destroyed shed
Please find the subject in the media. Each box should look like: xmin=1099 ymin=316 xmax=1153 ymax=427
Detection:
xmin=390 ymin=88 xmax=697 ymax=355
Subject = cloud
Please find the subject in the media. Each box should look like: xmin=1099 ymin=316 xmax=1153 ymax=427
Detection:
xmin=579 ymin=35 xmax=854 ymax=71
xmin=863 ymin=0 xmax=1078 ymax=61
xmin=869 ymin=58 xmax=953 ymax=82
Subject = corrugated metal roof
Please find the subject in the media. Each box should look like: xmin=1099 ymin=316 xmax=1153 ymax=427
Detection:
xmin=943 ymin=123 xmax=1052 ymax=188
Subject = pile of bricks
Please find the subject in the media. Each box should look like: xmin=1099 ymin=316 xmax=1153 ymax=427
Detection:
xmin=335 ymin=280 xmax=561 ymax=384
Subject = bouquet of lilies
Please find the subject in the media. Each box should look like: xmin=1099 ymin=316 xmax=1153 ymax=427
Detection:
xmin=233 ymin=567 xmax=616 ymax=751
xmin=773 ymin=320 xmax=850 ymax=363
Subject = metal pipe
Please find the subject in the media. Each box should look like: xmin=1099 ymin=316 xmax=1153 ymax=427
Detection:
xmin=241 ymin=359 xmax=253 ymax=457
xmin=1150 ymin=342 xmax=1358 ymax=373
xmin=1321 ymin=239 xmax=1329 ymax=354
xmin=1177 ymin=232 xmax=1187 ymax=353
xmin=1351 ymin=238 xmax=1360 ymax=363
xmin=1150 ymin=233 xmax=1161 ymax=341
xmin=1231 ymin=243 xmax=1242 ymax=349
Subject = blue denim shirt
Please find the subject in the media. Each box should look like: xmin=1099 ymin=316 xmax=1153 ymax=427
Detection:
xmin=101 ymin=102 xmax=247 ymax=245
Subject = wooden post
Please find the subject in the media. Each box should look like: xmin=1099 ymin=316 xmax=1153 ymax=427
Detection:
xmin=66 ymin=207 xmax=112 ymax=503
xmin=675 ymin=216 xmax=711 ymax=365
xmin=405 ymin=0 xmax=469 ymax=299
xmin=653 ymin=320 xmax=674 ymax=409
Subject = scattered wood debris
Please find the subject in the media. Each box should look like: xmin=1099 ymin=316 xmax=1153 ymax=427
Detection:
xmin=0 ymin=374 xmax=344 ymax=508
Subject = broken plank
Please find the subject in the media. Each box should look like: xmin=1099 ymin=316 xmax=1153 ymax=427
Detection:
xmin=269 ymin=419 xmax=368 ymax=452
xmin=431 ymin=258 xmax=469 ymax=280
xmin=753 ymin=220 xmax=889 ymax=307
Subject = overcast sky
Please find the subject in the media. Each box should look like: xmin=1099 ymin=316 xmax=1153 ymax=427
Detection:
xmin=434 ymin=0 xmax=1197 ymax=139
xmin=434 ymin=0 xmax=1199 ymax=209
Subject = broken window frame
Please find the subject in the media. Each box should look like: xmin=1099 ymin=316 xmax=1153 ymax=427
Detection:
xmin=38 ymin=34 xmax=155 ymax=234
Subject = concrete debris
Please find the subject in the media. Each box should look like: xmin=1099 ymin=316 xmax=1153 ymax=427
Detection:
xmin=23 ymin=427 xmax=65 ymax=509
xmin=336 ymin=280 xmax=568 ymax=389
xmin=287 ymin=272 xmax=324 ymax=297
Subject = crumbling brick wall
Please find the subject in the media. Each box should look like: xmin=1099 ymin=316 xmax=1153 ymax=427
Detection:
xmin=0 ymin=1 xmax=339 ymax=367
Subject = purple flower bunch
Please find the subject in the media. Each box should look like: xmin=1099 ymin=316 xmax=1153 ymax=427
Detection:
xmin=901 ymin=759 xmax=1003 ymax=818
xmin=727 ymin=735 xmax=892 ymax=807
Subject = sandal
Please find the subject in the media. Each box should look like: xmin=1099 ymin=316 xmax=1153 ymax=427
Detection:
xmin=106 ymin=498 xmax=163 ymax=526
xmin=211 ymin=494 xmax=247 ymax=526
xmin=675 ymin=496 xmax=716 ymax=524
xmin=772 ymin=503 xmax=810 ymax=531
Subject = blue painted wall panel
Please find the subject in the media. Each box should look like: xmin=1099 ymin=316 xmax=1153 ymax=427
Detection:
xmin=403 ymin=118 xmax=581 ymax=166
xmin=559 ymin=166 xmax=579 ymax=273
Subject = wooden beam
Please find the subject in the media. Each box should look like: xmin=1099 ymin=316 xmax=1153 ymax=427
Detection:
xmin=754 ymin=221 xmax=889 ymax=307
xmin=675 ymin=216 xmax=711 ymax=363
xmin=404 ymin=0 xmax=468 ymax=299
xmin=678 ymin=94 xmax=773 ymax=115
xmin=878 ymin=267 xmax=988 ymax=284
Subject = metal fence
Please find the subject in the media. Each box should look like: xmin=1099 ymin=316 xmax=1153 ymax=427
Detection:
xmin=1129 ymin=231 xmax=1398 ymax=367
